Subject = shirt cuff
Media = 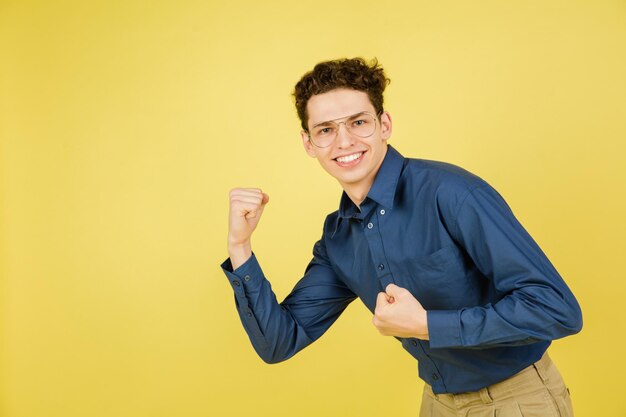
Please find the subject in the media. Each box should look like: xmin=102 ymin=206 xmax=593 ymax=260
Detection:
xmin=220 ymin=253 xmax=265 ymax=297
xmin=427 ymin=310 xmax=463 ymax=348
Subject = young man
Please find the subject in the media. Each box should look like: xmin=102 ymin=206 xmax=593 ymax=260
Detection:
xmin=222 ymin=58 xmax=582 ymax=417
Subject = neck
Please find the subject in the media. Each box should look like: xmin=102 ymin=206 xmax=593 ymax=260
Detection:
xmin=343 ymin=183 xmax=372 ymax=209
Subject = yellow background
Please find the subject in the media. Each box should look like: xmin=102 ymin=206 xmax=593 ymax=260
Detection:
xmin=1 ymin=1 xmax=625 ymax=416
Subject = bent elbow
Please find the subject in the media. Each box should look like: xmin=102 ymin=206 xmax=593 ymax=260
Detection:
xmin=559 ymin=299 xmax=583 ymax=336
xmin=259 ymin=354 xmax=276 ymax=364
xmin=255 ymin=343 xmax=292 ymax=365
xmin=568 ymin=304 xmax=583 ymax=334
xmin=259 ymin=355 xmax=284 ymax=365
xmin=258 ymin=350 xmax=292 ymax=365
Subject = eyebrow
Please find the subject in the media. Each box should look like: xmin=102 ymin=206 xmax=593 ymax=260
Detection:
xmin=311 ymin=111 xmax=369 ymax=129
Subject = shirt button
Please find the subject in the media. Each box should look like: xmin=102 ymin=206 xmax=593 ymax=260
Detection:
xmin=246 ymin=311 xmax=253 ymax=317
xmin=244 ymin=275 xmax=251 ymax=282
xmin=380 ymin=209 xmax=386 ymax=215
xmin=378 ymin=264 xmax=385 ymax=270
xmin=232 ymin=280 xmax=241 ymax=287
xmin=432 ymin=373 xmax=439 ymax=380
xmin=411 ymin=340 xmax=418 ymax=346
xmin=367 ymin=222 xmax=374 ymax=229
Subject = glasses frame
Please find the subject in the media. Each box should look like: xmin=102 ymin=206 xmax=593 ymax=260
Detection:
xmin=306 ymin=111 xmax=382 ymax=148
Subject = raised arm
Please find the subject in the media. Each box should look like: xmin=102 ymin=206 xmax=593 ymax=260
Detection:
xmin=223 ymin=188 xmax=357 ymax=363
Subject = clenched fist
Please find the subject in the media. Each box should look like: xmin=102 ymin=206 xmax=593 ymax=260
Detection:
xmin=372 ymin=284 xmax=429 ymax=340
xmin=227 ymin=188 xmax=269 ymax=269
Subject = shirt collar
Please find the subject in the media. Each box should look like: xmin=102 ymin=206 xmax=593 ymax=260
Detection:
xmin=332 ymin=145 xmax=405 ymax=237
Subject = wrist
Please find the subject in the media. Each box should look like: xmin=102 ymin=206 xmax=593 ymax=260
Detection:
xmin=228 ymin=241 xmax=252 ymax=270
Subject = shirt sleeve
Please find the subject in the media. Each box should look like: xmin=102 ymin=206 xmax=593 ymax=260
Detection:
xmin=221 ymin=237 xmax=357 ymax=363
xmin=427 ymin=185 xmax=583 ymax=349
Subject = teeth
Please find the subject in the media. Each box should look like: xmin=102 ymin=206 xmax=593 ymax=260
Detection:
xmin=336 ymin=152 xmax=363 ymax=163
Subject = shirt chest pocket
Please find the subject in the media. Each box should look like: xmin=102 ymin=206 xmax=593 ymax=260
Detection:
xmin=396 ymin=244 xmax=474 ymax=310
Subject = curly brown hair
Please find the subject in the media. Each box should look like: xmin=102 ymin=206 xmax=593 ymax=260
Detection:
xmin=293 ymin=57 xmax=390 ymax=131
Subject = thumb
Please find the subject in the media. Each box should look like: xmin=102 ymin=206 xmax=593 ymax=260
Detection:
xmin=385 ymin=283 xmax=403 ymax=299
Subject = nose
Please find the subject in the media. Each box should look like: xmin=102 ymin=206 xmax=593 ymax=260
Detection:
xmin=335 ymin=122 xmax=355 ymax=148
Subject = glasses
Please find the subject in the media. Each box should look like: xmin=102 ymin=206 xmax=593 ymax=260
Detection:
xmin=307 ymin=111 xmax=379 ymax=148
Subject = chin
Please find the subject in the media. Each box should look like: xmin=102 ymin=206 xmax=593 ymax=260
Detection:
xmin=337 ymin=172 xmax=367 ymax=185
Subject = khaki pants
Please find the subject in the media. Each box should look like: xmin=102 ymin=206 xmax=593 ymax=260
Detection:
xmin=419 ymin=353 xmax=573 ymax=417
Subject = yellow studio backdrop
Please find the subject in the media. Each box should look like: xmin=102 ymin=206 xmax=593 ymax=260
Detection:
xmin=1 ymin=0 xmax=625 ymax=416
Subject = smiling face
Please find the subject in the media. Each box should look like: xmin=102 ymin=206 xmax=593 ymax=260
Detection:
xmin=301 ymin=88 xmax=392 ymax=202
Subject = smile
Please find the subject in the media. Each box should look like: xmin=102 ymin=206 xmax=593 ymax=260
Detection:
xmin=335 ymin=151 xmax=364 ymax=164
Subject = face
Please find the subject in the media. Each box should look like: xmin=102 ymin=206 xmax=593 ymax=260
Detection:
xmin=300 ymin=88 xmax=392 ymax=193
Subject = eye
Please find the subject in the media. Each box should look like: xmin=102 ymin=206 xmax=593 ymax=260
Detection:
xmin=316 ymin=126 xmax=334 ymax=136
xmin=352 ymin=118 xmax=370 ymax=127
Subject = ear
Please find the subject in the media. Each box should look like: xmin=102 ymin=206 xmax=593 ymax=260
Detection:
xmin=379 ymin=111 xmax=393 ymax=140
xmin=301 ymin=130 xmax=317 ymax=158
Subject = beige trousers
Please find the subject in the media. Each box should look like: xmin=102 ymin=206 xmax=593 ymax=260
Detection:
xmin=419 ymin=353 xmax=573 ymax=417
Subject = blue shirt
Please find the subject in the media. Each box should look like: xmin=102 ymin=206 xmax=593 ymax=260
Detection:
xmin=221 ymin=145 xmax=582 ymax=394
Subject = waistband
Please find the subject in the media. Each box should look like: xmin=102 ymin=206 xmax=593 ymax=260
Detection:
xmin=424 ymin=352 xmax=555 ymax=409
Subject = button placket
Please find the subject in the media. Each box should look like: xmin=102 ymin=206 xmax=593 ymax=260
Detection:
xmin=396 ymin=299 xmax=448 ymax=392
xmin=363 ymin=210 xmax=395 ymax=289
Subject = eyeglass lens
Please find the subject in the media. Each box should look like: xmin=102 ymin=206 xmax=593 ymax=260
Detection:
xmin=310 ymin=113 xmax=377 ymax=147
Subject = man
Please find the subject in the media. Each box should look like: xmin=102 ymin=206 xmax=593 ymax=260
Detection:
xmin=222 ymin=58 xmax=582 ymax=417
